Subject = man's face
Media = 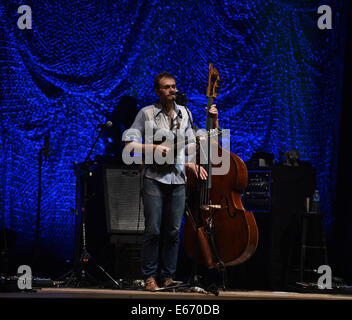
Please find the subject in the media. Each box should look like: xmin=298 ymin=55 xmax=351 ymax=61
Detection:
xmin=156 ymin=77 xmax=177 ymax=104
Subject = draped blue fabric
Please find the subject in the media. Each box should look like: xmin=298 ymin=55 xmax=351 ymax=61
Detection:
xmin=0 ymin=0 xmax=346 ymax=260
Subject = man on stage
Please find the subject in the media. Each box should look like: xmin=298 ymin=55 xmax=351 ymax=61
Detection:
xmin=123 ymin=71 xmax=218 ymax=290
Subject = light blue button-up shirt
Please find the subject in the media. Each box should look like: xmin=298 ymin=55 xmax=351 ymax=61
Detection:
xmin=123 ymin=102 xmax=195 ymax=184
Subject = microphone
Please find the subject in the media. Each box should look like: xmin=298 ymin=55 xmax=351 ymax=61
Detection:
xmin=97 ymin=121 xmax=113 ymax=128
xmin=173 ymin=90 xmax=188 ymax=106
xmin=170 ymin=90 xmax=182 ymax=96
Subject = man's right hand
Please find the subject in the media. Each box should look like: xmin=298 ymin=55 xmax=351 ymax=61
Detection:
xmin=154 ymin=144 xmax=171 ymax=157
xmin=185 ymin=163 xmax=208 ymax=180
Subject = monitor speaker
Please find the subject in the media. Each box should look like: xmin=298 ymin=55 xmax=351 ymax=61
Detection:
xmin=85 ymin=164 xmax=144 ymax=280
xmin=103 ymin=165 xmax=144 ymax=234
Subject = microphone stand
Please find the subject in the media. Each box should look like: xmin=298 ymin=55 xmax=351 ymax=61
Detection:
xmin=32 ymin=133 xmax=49 ymax=272
xmin=0 ymin=198 xmax=9 ymax=277
xmin=59 ymin=124 xmax=120 ymax=289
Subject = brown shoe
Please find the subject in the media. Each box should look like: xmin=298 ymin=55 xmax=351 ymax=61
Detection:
xmin=145 ymin=277 xmax=159 ymax=291
xmin=163 ymin=278 xmax=174 ymax=287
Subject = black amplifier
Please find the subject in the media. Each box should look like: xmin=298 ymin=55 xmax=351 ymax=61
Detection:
xmin=242 ymin=170 xmax=271 ymax=212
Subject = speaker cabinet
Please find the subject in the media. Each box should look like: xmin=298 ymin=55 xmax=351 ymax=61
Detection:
xmin=84 ymin=164 xmax=144 ymax=280
xmin=227 ymin=165 xmax=316 ymax=290
xmin=104 ymin=166 xmax=144 ymax=233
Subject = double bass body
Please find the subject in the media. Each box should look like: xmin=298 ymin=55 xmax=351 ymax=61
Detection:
xmin=183 ymin=63 xmax=258 ymax=270
xmin=184 ymin=145 xmax=259 ymax=268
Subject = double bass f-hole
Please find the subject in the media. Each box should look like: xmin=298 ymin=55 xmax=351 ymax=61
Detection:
xmin=224 ymin=197 xmax=235 ymax=218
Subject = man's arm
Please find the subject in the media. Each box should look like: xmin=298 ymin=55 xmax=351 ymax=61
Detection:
xmin=125 ymin=141 xmax=171 ymax=156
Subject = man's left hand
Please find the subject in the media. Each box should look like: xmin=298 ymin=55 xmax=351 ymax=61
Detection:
xmin=207 ymin=104 xmax=218 ymax=119
xmin=205 ymin=104 xmax=219 ymax=128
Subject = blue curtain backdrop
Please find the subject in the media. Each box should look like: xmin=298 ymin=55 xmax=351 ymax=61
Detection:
xmin=0 ymin=0 xmax=347 ymax=263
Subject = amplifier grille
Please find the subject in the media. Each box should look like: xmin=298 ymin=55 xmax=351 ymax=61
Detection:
xmin=104 ymin=167 xmax=144 ymax=233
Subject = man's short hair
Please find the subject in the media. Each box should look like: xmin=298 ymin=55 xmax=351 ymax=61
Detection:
xmin=154 ymin=71 xmax=176 ymax=90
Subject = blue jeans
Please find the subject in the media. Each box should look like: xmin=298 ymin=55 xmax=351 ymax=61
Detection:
xmin=141 ymin=177 xmax=186 ymax=282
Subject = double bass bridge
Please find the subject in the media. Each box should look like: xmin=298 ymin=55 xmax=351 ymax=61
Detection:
xmin=200 ymin=204 xmax=222 ymax=211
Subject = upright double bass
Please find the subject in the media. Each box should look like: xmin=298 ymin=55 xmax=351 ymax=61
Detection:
xmin=183 ymin=63 xmax=258 ymax=271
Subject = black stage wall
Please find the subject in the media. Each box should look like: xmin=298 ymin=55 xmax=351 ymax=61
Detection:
xmin=329 ymin=1 xmax=352 ymax=285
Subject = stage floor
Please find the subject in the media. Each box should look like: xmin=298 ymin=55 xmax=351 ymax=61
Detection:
xmin=1 ymin=287 xmax=352 ymax=300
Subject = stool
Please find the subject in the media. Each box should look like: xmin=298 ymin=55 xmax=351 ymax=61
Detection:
xmin=299 ymin=211 xmax=329 ymax=282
